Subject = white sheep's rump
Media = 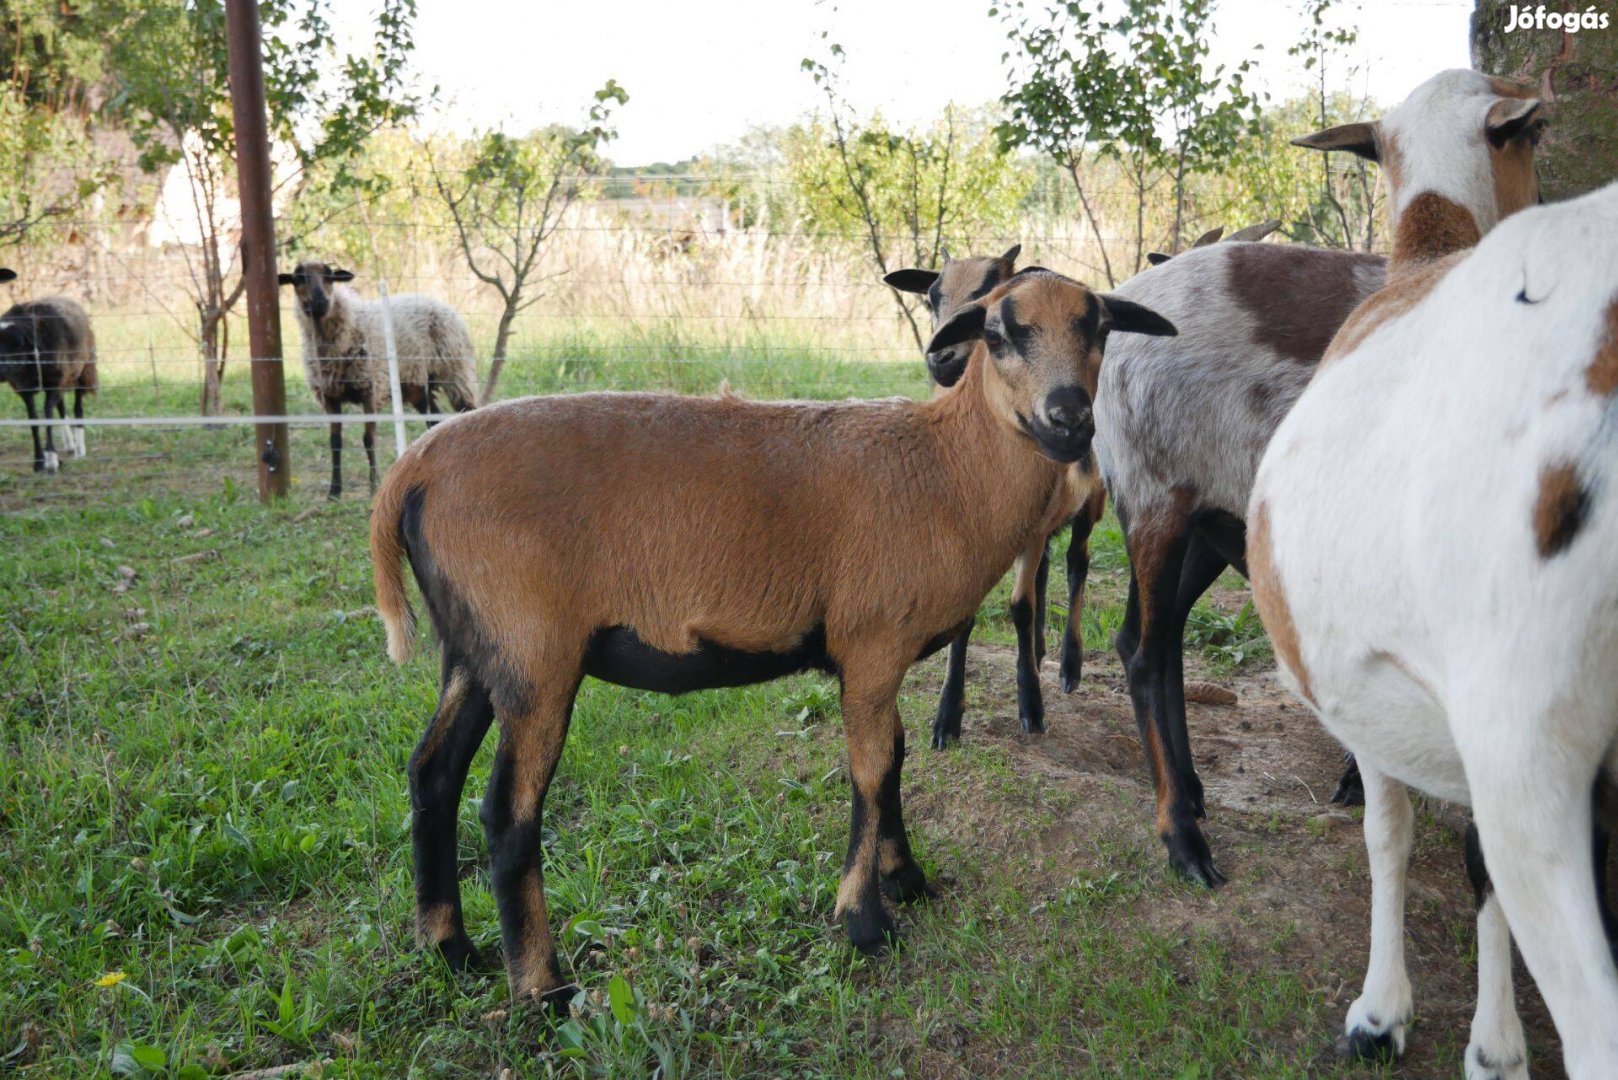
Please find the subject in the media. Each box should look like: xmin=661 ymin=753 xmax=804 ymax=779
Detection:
xmin=1252 ymin=184 xmax=1618 ymax=1078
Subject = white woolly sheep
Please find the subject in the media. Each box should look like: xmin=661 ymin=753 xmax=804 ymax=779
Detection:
xmin=279 ymin=261 xmax=479 ymax=499
xmin=1249 ymin=69 xmax=1580 ymax=1077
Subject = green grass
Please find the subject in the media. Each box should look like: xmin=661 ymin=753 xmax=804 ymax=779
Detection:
xmin=0 ymin=338 xmax=1376 ymax=1078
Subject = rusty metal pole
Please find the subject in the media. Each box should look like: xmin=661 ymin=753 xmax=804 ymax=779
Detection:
xmin=225 ymin=0 xmax=290 ymax=501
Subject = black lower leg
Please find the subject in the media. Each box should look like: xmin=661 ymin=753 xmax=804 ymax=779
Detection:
xmin=1162 ymin=533 xmax=1228 ymax=819
xmin=1033 ymin=544 xmax=1050 ymax=667
xmin=22 ymin=391 xmax=43 ymax=471
xmin=409 ymin=664 xmax=495 ymax=971
xmin=363 ymin=421 xmax=378 ymax=492
xmin=1059 ymin=516 xmax=1092 ymax=693
xmin=932 ymin=617 xmax=973 ymax=750
xmin=327 ymin=418 xmax=343 ymax=499
xmin=1010 ymin=594 xmax=1045 ymax=734
xmin=1332 ymin=753 xmax=1365 ymax=806
xmin=877 ymin=727 xmax=928 ymax=904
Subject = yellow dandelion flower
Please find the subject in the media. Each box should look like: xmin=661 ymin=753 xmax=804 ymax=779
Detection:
xmin=94 ymin=971 xmax=127 ymax=988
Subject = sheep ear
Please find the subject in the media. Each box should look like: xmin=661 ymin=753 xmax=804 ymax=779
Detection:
xmin=1292 ymin=121 xmax=1379 ymax=163
xmin=1000 ymin=243 xmax=1021 ymax=266
xmin=884 ymin=268 xmax=938 ymax=295
xmin=1191 ymin=226 xmax=1224 ymax=248
xmin=328 ymin=268 xmax=355 ymax=282
xmin=276 ymin=273 xmax=296 ymax=286
xmin=0 ymin=268 xmax=15 ymax=284
xmin=1146 ymin=252 xmax=1171 ymax=266
xmin=925 ymin=303 xmax=986 ymax=354
xmin=1227 ymin=218 xmax=1282 ymax=242
xmin=1100 ymin=295 xmax=1177 ymax=338
xmin=1486 ymin=97 xmax=1544 ymax=149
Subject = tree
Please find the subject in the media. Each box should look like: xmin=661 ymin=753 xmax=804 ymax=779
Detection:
xmin=996 ymin=0 xmax=1261 ymax=284
xmin=1472 ymin=0 xmax=1618 ymax=202
xmin=801 ymin=43 xmax=1029 ymax=350
xmin=106 ymin=0 xmax=421 ymax=415
xmin=0 ymin=0 xmax=115 ymax=247
xmin=1285 ymin=0 xmax=1379 ymax=250
xmin=430 ymin=80 xmax=627 ymax=402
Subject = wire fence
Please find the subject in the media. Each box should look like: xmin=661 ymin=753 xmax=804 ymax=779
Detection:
xmin=0 ymin=184 xmax=1377 ymax=511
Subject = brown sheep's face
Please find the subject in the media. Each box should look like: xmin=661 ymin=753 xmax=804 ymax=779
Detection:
xmin=925 ymin=271 xmax=1177 ymax=465
xmin=277 ymin=261 xmax=354 ymax=322
xmin=883 ymin=245 xmax=1021 ymax=384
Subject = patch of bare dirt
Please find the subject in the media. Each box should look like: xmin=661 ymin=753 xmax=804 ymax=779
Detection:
xmin=899 ymin=642 xmax=1565 ymax=1079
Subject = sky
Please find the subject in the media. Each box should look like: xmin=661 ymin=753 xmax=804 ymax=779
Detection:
xmin=345 ymin=0 xmax=1476 ymax=166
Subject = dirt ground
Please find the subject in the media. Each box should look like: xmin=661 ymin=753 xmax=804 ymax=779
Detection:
xmin=901 ymin=641 xmax=1565 ymax=1079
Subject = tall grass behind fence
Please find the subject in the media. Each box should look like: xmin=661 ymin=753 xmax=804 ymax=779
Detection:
xmin=0 ymin=177 xmax=1229 ymax=510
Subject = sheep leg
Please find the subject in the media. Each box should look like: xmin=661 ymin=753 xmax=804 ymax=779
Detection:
xmin=483 ymin=676 xmax=580 ymax=1014
xmin=931 ymin=615 xmax=974 ymax=750
xmin=836 ymin=660 xmax=909 ymax=954
xmin=363 ymin=420 xmax=378 ymax=494
xmin=1058 ymin=488 xmax=1104 ymax=693
xmin=1032 ymin=545 xmax=1050 ymax=667
xmin=1332 ymin=753 xmax=1366 ymax=806
xmin=324 ymin=395 xmax=344 ymax=499
xmin=1159 ymin=536 xmax=1229 ymax=820
xmin=1462 ymin=823 xmax=1528 ymax=1080
xmin=877 ymin=723 xmax=929 ymax=906
xmin=423 ymin=378 xmax=439 ymax=428
xmin=409 ymin=658 xmax=495 ymax=973
xmin=1123 ymin=511 xmax=1222 ymax=886
xmin=1010 ymin=540 xmax=1048 ymax=734
xmin=21 ymin=391 xmax=45 ymax=473
xmin=39 ymin=388 xmax=61 ymax=474
xmin=1466 ymin=733 xmax=1618 ymax=1077
xmin=1337 ymin=757 xmax=1413 ymax=1061
xmin=71 ymin=387 xmax=87 ymax=458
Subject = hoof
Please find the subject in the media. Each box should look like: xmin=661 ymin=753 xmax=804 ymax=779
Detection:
xmin=434 ymin=933 xmax=483 ymax=973
xmin=930 ymin=712 xmax=961 ymax=751
xmin=1164 ymin=827 xmax=1225 ymax=888
xmin=1335 ymin=1027 xmax=1400 ymax=1063
xmin=41 ymin=450 xmax=59 ymax=474
xmin=327 ymin=487 xmax=342 ymax=501
xmin=1058 ymin=647 xmax=1081 ymax=694
xmin=843 ymin=906 xmax=899 ymax=956
xmin=533 ymin=982 xmax=581 ymax=1018
xmin=1331 ymin=755 xmax=1365 ymax=806
xmin=1019 ymin=707 xmax=1045 ymax=735
xmin=71 ymin=429 xmax=86 ymax=458
xmin=1464 ymin=1041 xmax=1527 ymax=1080
xmin=880 ymin=862 xmax=931 ymax=906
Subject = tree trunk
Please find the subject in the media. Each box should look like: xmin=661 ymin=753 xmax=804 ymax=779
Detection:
xmin=1472 ymin=1 xmax=1618 ymax=200
xmin=199 ymin=307 xmax=225 ymax=419
xmin=483 ymin=298 xmax=519 ymax=402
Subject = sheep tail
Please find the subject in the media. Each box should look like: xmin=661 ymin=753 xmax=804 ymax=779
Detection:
xmin=370 ymin=461 xmax=417 ymax=664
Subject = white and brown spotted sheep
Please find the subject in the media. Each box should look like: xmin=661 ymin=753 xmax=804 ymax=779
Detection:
xmin=279 ymin=260 xmax=479 ymax=499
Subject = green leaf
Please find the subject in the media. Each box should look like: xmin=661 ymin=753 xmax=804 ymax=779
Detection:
xmin=607 ymin=973 xmax=636 ymax=1026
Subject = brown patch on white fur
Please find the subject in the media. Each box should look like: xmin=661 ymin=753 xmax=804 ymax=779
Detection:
xmin=1227 ymin=245 xmax=1387 ymax=364
xmin=1323 ymin=251 xmax=1468 ymax=364
xmin=1248 ymin=502 xmax=1315 ymax=707
xmin=1586 ymin=297 xmax=1618 ymax=397
xmin=1532 ymin=462 xmax=1590 ymax=559
xmin=1391 ymin=192 xmax=1482 ymax=266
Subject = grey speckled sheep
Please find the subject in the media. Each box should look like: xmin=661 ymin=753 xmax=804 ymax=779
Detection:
xmin=279 ymin=260 xmax=479 ymax=499
xmin=0 ymin=282 xmax=97 ymax=475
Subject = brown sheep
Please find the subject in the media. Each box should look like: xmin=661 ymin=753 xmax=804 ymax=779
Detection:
xmin=885 ymin=245 xmax=1106 ymax=747
xmin=369 ymin=269 xmax=1176 ymax=1011
xmin=0 ymin=287 xmax=97 ymax=474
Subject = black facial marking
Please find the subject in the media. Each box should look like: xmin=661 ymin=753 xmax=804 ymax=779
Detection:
xmin=927 ymin=277 xmax=943 ymax=315
xmin=583 ymin=624 xmax=836 ymax=693
xmin=1071 ymin=298 xmax=1100 ymax=344
xmin=964 ymin=266 xmax=1003 ymax=304
xmin=1000 ymin=297 xmax=1036 ymax=355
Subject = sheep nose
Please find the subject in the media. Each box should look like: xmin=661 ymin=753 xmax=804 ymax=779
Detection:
xmin=1046 ymin=402 xmax=1091 ymax=436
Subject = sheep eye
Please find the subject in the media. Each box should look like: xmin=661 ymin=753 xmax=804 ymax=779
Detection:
xmin=982 ymin=327 xmax=1004 ymax=350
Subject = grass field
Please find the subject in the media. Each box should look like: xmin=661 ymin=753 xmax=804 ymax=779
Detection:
xmin=0 ymin=341 xmax=1563 ymax=1078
